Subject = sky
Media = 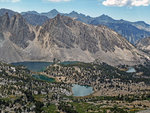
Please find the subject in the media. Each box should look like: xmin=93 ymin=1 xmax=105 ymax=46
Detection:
xmin=0 ymin=0 xmax=150 ymax=24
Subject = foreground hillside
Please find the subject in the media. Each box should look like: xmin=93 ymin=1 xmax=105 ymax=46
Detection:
xmin=45 ymin=62 xmax=150 ymax=96
xmin=1 ymin=61 xmax=150 ymax=112
xmin=0 ymin=62 xmax=71 ymax=113
xmin=0 ymin=13 xmax=148 ymax=65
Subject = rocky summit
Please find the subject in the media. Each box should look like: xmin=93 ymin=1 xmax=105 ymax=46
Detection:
xmin=0 ymin=13 xmax=148 ymax=65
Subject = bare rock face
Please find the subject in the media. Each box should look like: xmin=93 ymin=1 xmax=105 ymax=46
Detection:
xmin=0 ymin=14 xmax=148 ymax=65
xmin=9 ymin=14 xmax=35 ymax=48
xmin=136 ymin=37 xmax=150 ymax=53
xmin=0 ymin=13 xmax=35 ymax=62
xmin=0 ymin=13 xmax=10 ymax=30
xmin=35 ymin=15 xmax=148 ymax=65
xmin=38 ymin=15 xmax=132 ymax=53
xmin=0 ymin=13 xmax=35 ymax=49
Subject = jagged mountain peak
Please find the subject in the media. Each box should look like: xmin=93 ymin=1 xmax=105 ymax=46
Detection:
xmin=45 ymin=14 xmax=73 ymax=26
xmin=0 ymin=8 xmax=18 ymax=17
xmin=49 ymin=9 xmax=59 ymax=13
xmin=70 ymin=11 xmax=79 ymax=15
xmin=41 ymin=9 xmax=60 ymax=18
xmin=99 ymin=14 xmax=114 ymax=20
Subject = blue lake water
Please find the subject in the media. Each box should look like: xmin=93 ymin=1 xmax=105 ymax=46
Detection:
xmin=126 ymin=67 xmax=136 ymax=73
xmin=72 ymin=84 xmax=93 ymax=97
xmin=32 ymin=74 xmax=55 ymax=82
xmin=12 ymin=61 xmax=79 ymax=72
xmin=12 ymin=62 xmax=53 ymax=72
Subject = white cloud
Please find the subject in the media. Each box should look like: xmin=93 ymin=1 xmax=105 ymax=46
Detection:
xmin=11 ymin=0 xmax=20 ymax=2
xmin=0 ymin=0 xmax=20 ymax=2
xmin=102 ymin=0 xmax=150 ymax=7
xmin=47 ymin=0 xmax=71 ymax=2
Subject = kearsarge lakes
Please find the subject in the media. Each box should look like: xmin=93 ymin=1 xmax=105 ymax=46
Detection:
xmin=12 ymin=61 xmax=136 ymax=97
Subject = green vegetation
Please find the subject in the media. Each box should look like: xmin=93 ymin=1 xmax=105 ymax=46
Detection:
xmin=1 ymin=61 xmax=150 ymax=112
xmin=43 ymin=104 xmax=58 ymax=113
xmin=135 ymin=62 xmax=150 ymax=76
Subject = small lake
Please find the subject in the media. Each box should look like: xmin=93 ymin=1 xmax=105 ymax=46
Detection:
xmin=72 ymin=84 xmax=93 ymax=97
xmin=12 ymin=61 xmax=79 ymax=72
xmin=32 ymin=74 xmax=55 ymax=82
xmin=12 ymin=62 xmax=53 ymax=72
xmin=126 ymin=67 xmax=136 ymax=73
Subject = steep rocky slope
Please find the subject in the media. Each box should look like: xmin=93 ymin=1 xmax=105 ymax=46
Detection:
xmin=136 ymin=37 xmax=150 ymax=54
xmin=1 ymin=8 xmax=150 ymax=45
xmin=40 ymin=10 xmax=150 ymax=44
xmin=30 ymin=14 xmax=148 ymax=65
xmin=22 ymin=13 xmax=49 ymax=26
xmin=0 ymin=13 xmax=35 ymax=62
xmin=0 ymin=14 xmax=148 ymax=65
xmin=0 ymin=8 xmax=17 ymax=17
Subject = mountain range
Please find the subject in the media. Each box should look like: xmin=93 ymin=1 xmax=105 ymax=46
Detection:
xmin=0 ymin=12 xmax=148 ymax=65
xmin=1 ymin=8 xmax=150 ymax=44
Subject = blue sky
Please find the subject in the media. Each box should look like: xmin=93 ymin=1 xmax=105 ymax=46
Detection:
xmin=0 ymin=0 xmax=150 ymax=24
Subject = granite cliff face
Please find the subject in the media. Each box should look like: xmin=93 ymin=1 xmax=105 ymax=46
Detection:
xmin=0 ymin=14 xmax=148 ymax=65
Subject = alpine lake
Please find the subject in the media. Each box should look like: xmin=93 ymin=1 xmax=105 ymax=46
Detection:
xmin=12 ymin=61 xmax=94 ymax=97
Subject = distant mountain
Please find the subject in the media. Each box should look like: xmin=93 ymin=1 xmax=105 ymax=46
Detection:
xmin=131 ymin=21 xmax=150 ymax=32
xmin=41 ymin=9 xmax=60 ymax=18
xmin=22 ymin=13 xmax=49 ymax=26
xmin=64 ymin=11 xmax=93 ymax=24
xmin=21 ymin=11 xmax=40 ymax=15
xmin=0 ymin=13 xmax=148 ymax=65
xmin=1 ymin=8 xmax=150 ymax=44
xmin=136 ymin=37 xmax=150 ymax=54
xmin=98 ymin=22 xmax=150 ymax=44
xmin=90 ymin=15 xmax=150 ymax=44
xmin=90 ymin=14 xmax=116 ymax=24
xmin=40 ymin=10 xmax=150 ymax=44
